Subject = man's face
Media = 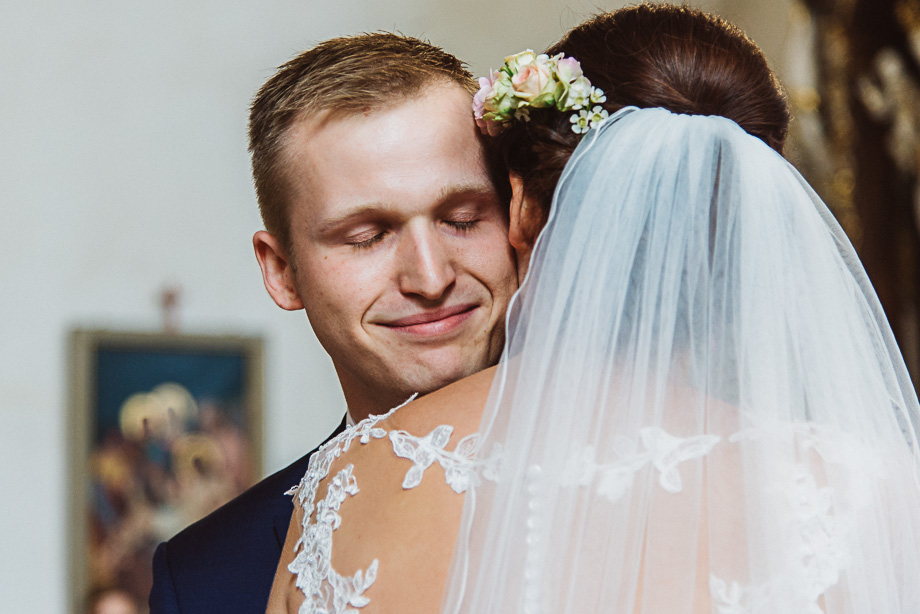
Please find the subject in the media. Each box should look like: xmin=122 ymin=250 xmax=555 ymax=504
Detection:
xmin=280 ymin=83 xmax=517 ymax=414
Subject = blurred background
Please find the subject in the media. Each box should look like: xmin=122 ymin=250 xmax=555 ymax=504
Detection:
xmin=3 ymin=0 xmax=919 ymax=611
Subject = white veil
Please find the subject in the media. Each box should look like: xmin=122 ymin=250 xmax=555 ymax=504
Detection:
xmin=442 ymin=107 xmax=920 ymax=613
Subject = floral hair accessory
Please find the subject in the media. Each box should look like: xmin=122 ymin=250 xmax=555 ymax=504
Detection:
xmin=472 ymin=50 xmax=608 ymax=136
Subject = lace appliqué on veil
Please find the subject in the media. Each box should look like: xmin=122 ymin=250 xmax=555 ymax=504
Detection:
xmin=709 ymin=464 xmax=846 ymax=614
xmin=287 ymin=395 xmax=480 ymax=613
xmin=512 ymin=428 xmax=720 ymax=614
xmin=564 ymin=427 xmax=721 ymax=502
xmin=709 ymin=423 xmax=870 ymax=614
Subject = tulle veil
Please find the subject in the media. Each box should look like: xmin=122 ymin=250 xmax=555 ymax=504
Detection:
xmin=442 ymin=107 xmax=920 ymax=613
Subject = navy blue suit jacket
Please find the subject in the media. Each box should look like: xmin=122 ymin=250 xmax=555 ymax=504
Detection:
xmin=149 ymin=417 xmax=346 ymax=613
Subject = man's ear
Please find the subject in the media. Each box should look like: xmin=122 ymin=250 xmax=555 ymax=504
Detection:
xmin=253 ymin=230 xmax=305 ymax=311
xmin=508 ymin=173 xmax=542 ymax=251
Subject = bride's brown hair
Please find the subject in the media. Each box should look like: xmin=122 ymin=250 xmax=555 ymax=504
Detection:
xmin=493 ymin=3 xmax=790 ymax=217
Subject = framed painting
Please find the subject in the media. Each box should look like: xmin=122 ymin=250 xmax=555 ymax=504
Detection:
xmin=67 ymin=330 xmax=264 ymax=613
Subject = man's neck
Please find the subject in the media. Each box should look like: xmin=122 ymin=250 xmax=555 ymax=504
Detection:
xmin=345 ymin=398 xmax=394 ymax=425
xmin=345 ymin=390 xmax=420 ymax=424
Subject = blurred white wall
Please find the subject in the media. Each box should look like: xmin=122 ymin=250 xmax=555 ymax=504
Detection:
xmin=0 ymin=0 xmax=794 ymax=610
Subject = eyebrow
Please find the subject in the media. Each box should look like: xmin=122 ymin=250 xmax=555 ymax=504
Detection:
xmin=435 ymin=183 xmax=500 ymax=208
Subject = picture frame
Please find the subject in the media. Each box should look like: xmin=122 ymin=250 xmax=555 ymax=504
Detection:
xmin=67 ymin=329 xmax=264 ymax=613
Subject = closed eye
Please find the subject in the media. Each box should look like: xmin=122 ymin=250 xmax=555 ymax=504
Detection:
xmin=445 ymin=220 xmax=478 ymax=232
xmin=348 ymin=231 xmax=387 ymax=250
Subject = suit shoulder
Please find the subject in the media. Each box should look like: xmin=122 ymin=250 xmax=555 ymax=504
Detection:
xmin=149 ymin=418 xmax=347 ymax=612
xmin=168 ymin=452 xmax=309 ymax=553
xmin=161 ymin=417 xmax=347 ymax=565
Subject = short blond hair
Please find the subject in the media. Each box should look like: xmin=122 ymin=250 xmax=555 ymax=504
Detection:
xmin=248 ymin=32 xmax=475 ymax=252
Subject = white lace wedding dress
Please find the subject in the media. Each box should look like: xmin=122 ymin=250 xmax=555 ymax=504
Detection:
xmin=282 ymin=394 xmax=919 ymax=614
xmin=285 ymin=396 xmax=482 ymax=614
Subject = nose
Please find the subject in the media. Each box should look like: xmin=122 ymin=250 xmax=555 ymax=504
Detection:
xmin=396 ymin=224 xmax=457 ymax=300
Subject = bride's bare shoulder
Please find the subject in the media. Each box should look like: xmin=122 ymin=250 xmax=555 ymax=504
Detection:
xmin=384 ymin=365 xmax=497 ymax=439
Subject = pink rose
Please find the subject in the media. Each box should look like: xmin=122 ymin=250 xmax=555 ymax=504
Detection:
xmin=472 ymin=72 xmax=496 ymax=119
xmin=473 ymin=69 xmax=504 ymax=118
xmin=511 ymin=61 xmax=552 ymax=101
xmin=555 ymin=56 xmax=583 ymax=84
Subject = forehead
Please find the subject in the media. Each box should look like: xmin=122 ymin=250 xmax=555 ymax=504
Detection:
xmin=280 ymin=83 xmax=493 ymax=227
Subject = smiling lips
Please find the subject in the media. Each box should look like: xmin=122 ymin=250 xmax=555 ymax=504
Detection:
xmin=378 ymin=304 xmax=479 ymax=337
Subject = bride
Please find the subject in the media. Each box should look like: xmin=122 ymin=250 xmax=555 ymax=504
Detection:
xmin=267 ymin=4 xmax=920 ymax=613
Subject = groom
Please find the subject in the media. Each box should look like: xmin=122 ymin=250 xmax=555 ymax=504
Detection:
xmin=148 ymin=33 xmax=518 ymax=612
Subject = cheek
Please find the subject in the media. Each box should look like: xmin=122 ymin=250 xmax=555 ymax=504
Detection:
xmin=464 ymin=228 xmax=517 ymax=287
xmin=300 ymin=252 xmax=390 ymax=315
